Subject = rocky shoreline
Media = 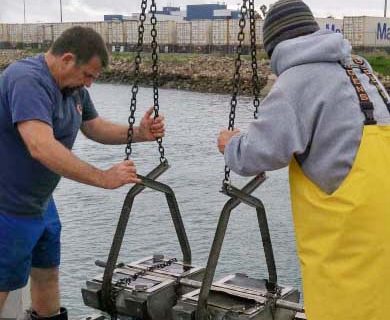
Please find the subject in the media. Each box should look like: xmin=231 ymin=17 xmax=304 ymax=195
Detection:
xmin=0 ymin=50 xmax=273 ymax=96
xmin=101 ymin=54 xmax=273 ymax=96
xmin=1 ymin=49 xmax=390 ymax=96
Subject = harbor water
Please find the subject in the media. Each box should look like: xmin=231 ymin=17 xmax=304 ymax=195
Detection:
xmin=53 ymin=83 xmax=301 ymax=318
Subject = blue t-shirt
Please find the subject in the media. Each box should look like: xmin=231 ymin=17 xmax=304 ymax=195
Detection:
xmin=0 ymin=55 xmax=98 ymax=216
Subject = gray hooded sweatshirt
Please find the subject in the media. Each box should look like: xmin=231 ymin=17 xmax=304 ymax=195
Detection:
xmin=224 ymin=30 xmax=390 ymax=194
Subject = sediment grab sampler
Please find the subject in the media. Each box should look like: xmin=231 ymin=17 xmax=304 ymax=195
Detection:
xmin=81 ymin=1 xmax=305 ymax=319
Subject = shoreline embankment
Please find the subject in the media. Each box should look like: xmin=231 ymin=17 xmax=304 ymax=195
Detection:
xmin=0 ymin=50 xmax=273 ymax=96
xmin=1 ymin=50 xmax=390 ymax=96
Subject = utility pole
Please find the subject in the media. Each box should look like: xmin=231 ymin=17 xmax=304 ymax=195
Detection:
xmin=60 ymin=0 xmax=63 ymax=22
xmin=23 ymin=0 xmax=26 ymax=23
xmin=385 ymin=0 xmax=388 ymax=17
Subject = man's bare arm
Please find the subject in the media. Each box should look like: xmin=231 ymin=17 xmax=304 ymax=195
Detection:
xmin=81 ymin=107 xmax=165 ymax=145
xmin=81 ymin=117 xmax=132 ymax=145
xmin=18 ymin=120 xmax=140 ymax=189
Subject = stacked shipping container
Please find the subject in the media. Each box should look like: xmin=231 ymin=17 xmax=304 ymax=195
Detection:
xmin=316 ymin=18 xmax=343 ymax=33
xmin=143 ymin=21 xmax=177 ymax=45
xmin=343 ymin=16 xmax=390 ymax=48
xmin=0 ymin=17 xmax=390 ymax=50
xmin=176 ymin=22 xmax=191 ymax=45
xmin=191 ymin=20 xmax=212 ymax=46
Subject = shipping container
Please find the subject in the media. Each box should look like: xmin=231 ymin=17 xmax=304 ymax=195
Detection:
xmin=123 ymin=20 xmax=139 ymax=45
xmin=3 ymin=15 xmax=390 ymax=51
xmin=212 ymin=19 xmax=228 ymax=45
xmin=228 ymin=18 xmax=250 ymax=46
xmin=8 ymin=24 xmax=23 ymax=44
xmin=22 ymin=24 xmax=44 ymax=45
xmin=191 ymin=20 xmax=212 ymax=45
xmin=42 ymin=24 xmax=54 ymax=43
xmin=107 ymin=21 xmax=124 ymax=44
xmin=176 ymin=22 xmax=191 ymax=45
xmin=85 ymin=21 xmax=110 ymax=43
xmin=211 ymin=18 xmax=263 ymax=50
xmin=343 ymin=16 xmax=390 ymax=47
xmin=256 ymin=19 xmax=264 ymax=45
xmin=316 ymin=18 xmax=343 ymax=33
xmin=0 ymin=24 xmax=9 ymax=43
xmin=51 ymin=22 xmax=73 ymax=42
xmin=143 ymin=21 xmax=177 ymax=45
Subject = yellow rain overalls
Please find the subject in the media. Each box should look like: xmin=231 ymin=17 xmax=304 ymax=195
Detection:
xmin=289 ymin=59 xmax=390 ymax=320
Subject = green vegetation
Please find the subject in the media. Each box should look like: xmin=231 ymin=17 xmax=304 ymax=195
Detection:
xmin=364 ymin=55 xmax=390 ymax=76
xmin=110 ymin=51 xmax=269 ymax=64
xmin=357 ymin=51 xmax=390 ymax=76
xmin=111 ymin=52 xmax=200 ymax=64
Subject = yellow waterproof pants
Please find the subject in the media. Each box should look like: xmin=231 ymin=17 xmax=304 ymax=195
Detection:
xmin=289 ymin=125 xmax=390 ymax=320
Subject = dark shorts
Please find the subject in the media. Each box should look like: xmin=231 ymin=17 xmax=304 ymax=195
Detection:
xmin=0 ymin=198 xmax=61 ymax=291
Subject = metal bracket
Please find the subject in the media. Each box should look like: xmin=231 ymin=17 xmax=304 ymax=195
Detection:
xmin=195 ymin=173 xmax=279 ymax=320
xmin=100 ymin=161 xmax=192 ymax=314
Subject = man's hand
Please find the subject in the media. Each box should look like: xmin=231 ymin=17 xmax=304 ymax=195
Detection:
xmin=217 ymin=128 xmax=241 ymax=154
xmin=18 ymin=120 xmax=142 ymax=189
xmin=138 ymin=107 xmax=165 ymax=142
xmin=102 ymin=160 xmax=141 ymax=189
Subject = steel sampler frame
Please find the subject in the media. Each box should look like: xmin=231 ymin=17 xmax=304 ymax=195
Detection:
xmin=195 ymin=173 xmax=281 ymax=320
xmin=100 ymin=161 xmax=192 ymax=314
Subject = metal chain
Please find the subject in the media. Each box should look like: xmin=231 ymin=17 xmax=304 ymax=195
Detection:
xmin=125 ymin=0 xmax=148 ymax=160
xmin=115 ymin=3 xmax=147 ymax=316
xmin=248 ymin=0 xmax=260 ymax=119
xmin=224 ymin=0 xmax=248 ymax=184
xmin=109 ymin=257 xmax=177 ymax=320
xmin=111 ymin=258 xmax=178 ymax=298
xmin=150 ymin=0 xmax=167 ymax=163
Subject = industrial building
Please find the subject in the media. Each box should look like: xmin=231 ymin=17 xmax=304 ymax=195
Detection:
xmin=104 ymin=4 xmax=241 ymax=22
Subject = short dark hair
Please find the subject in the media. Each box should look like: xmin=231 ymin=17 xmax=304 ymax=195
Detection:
xmin=50 ymin=26 xmax=109 ymax=68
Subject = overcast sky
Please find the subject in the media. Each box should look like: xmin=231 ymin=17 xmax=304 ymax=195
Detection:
xmin=0 ymin=0 xmax=388 ymax=23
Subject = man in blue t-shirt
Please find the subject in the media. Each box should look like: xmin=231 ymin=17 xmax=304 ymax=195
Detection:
xmin=0 ymin=27 xmax=165 ymax=319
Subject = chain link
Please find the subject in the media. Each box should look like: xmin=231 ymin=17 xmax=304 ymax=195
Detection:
xmin=125 ymin=0 xmax=148 ymax=160
xmin=224 ymin=0 xmax=248 ymax=184
xmin=109 ymin=257 xmax=177 ymax=319
xmin=248 ymin=0 xmax=260 ymax=119
xmin=150 ymin=0 xmax=167 ymax=163
xmin=111 ymin=258 xmax=178 ymax=299
xmin=115 ymin=5 xmax=148 ymax=316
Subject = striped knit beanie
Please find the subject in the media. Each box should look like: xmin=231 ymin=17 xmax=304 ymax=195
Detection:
xmin=263 ymin=0 xmax=320 ymax=58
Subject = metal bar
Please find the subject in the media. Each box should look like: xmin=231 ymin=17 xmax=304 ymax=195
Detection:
xmin=222 ymin=184 xmax=265 ymax=209
xmin=179 ymin=278 xmax=202 ymax=289
xmin=101 ymin=162 xmax=169 ymax=313
xmin=196 ymin=174 xmax=266 ymax=320
xmin=193 ymin=275 xmax=303 ymax=312
xmin=276 ymin=300 xmax=305 ymax=313
xmin=139 ymin=176 xmax=192 ymax=265
xmin=139 ymin=175 xmax=172 ymax=193
xmin=179 ymin=278 xmax=304 ymax=313
xmin=222 ymin=184 xmax=277 ymax=289
xmin=256 ymin=207 xmax=277 ymax=290
xmin=127 ymin=162 xmax=170 ymax=198
xmin=165 ymin=193 xmax=192 ymax=265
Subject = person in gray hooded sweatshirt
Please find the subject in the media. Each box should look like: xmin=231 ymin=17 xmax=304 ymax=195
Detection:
xmin=217 ymin=1 xmax=390 ymax=320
